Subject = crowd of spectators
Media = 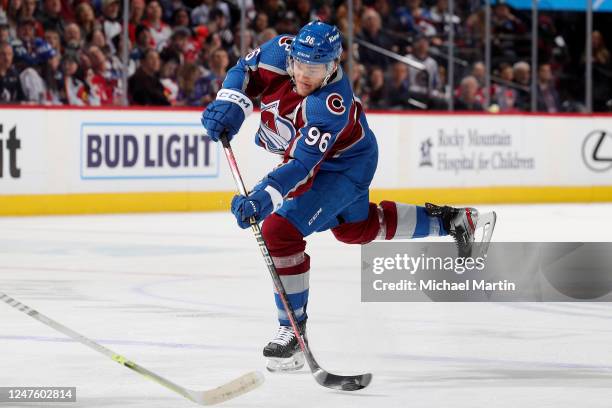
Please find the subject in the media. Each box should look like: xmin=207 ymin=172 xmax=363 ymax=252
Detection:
xmin=0 ymin=0 xmax=610 ymax=111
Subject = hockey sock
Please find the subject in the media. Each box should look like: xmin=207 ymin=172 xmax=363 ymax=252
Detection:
xmin=262 ymin=213 xmax=310 ymax=326
xmin=378 ymin=201 xmax=448 ymax=239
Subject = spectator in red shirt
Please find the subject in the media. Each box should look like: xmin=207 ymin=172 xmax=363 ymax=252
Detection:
xmin=144 ymin=0 xmax=172 ymax=50
xmin=62 ymin=53 xmax=99 ymax=105
xmin=21 ymin=0 xmax=45 ymax=37
xmin=128 ymin=0 xmax=146 ymax=44
xmin=87 ymin=44 xmax=121 ymax=105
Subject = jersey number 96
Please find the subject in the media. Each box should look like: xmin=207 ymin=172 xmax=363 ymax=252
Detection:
xmin=305 ymin=127 xmax=331 ymax=153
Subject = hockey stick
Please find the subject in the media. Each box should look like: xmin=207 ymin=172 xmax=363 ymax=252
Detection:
xmin=220 ymin=135 xmax=373 ymax=391
xmin=0 ymin=292 xmax=264 ymax=405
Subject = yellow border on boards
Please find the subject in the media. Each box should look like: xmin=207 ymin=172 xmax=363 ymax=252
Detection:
xmin=0 ymin=186 xmax=611 ymax=216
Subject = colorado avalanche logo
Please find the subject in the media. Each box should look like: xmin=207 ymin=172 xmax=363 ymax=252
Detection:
xmin=278 ymin=36 xmax=293 ymax=51
xmin=257 ymin=100 xmax=296 ymax=154
xmin=326 ymin=93 xmax=345 ymax=115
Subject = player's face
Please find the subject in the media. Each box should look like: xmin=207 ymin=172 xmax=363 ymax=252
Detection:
xmin=292 ymin=60 xmax=329 ymax=96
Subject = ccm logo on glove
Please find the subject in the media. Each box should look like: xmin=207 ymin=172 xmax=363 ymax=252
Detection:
xmin=216 ymin=89 xmax=254 ymax=116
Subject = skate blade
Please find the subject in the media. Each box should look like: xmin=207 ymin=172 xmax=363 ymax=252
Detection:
xmin=473 ymin=211 xmax=497 ymax=258
xmin=266 ymin=352 xmax=305 ymax=373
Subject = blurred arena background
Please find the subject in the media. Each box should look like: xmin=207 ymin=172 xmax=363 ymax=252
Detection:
xmin=0 ymin=0 xmax=610 ymax=212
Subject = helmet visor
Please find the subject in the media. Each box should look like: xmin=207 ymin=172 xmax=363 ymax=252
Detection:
xmin=292 ymin=58 xmax=330 ymax=79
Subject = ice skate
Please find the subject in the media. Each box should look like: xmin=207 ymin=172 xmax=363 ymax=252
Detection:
xmin=263 ymin=321 xmax=306 ymax=372
xmin=425 ymin=203 xmax=496 ymax=258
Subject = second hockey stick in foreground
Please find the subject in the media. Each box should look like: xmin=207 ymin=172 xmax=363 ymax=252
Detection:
xmin=0 ymin=292 xmax=264 ymax=405
xmin=221 ymin=135 xmax=373 ymax=391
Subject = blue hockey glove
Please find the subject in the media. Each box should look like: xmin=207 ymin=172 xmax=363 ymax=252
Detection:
xmin=201 ymin=88 xmax=253 ymax=142
xmin=230 ymin=181 xmax=283 ymax=229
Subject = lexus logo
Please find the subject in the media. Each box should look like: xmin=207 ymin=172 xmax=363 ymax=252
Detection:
xmin=582 ymin=130 xmax=612 ymax=172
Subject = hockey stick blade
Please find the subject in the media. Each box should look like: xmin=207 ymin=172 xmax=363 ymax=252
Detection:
xmin=1 ymin=292 xmax=264 ymax=405
xmin=313 ymin=369 xmax=373 ymax=391
xmin=187 ymin=371 xmax=265 ymax=405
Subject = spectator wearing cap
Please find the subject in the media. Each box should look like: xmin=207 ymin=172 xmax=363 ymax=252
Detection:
xmin=455 ymin=75 xmax=484 ymax=111
xmin=36 ymin=0 xmax=65 ymax=34
xmin=0 ymin=41 xmax=25 ymax=103
xmin=18 ymin=38 xmax=57 ymax=103
xmin=143 ymin=0 xmax=172 ymax=50
xmin=11 ymin=17 xmax=44 ymax=67
xmin=128 ymin=48 xmax=170 ymax=105
xmin=100 ymin=0 xmax=122 ymax=55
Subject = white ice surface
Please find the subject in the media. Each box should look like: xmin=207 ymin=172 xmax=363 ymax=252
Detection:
xmin=1 ymin=204 xmax=612 ymax=408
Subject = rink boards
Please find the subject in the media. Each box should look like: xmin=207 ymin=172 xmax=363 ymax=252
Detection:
xmin=0 ymin=107 xmax=611 ymax=215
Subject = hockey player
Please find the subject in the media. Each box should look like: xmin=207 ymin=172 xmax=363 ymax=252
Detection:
xmin=201 ymin=21 xmax=489 ymax=372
